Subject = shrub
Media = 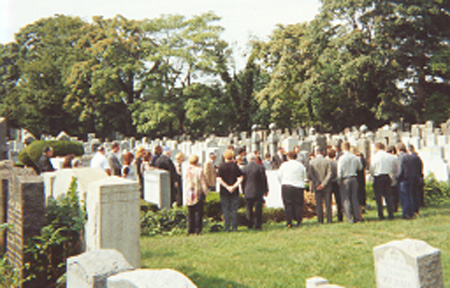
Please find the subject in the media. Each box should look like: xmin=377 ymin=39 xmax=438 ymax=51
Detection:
xmin=18 ymin=140 xmax=84 ymax=170
xmin=25 ymin=177 xmax=86 ymax=288
xmin=141 ymin=207 xmax=188 ymax=236
xmin=424 ymin=174 xmax=450 ymax=205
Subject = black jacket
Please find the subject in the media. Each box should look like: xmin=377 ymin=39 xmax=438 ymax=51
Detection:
xmin=242 ymin=161 xmax=268 ymax=199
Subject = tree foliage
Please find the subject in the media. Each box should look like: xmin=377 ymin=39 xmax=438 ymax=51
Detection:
xmin=0 ymin=2 xmax=448 ymax=138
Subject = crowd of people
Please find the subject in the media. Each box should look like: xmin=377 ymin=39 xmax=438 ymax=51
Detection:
xmin=37 ymin=138 xmax=425 ymax=235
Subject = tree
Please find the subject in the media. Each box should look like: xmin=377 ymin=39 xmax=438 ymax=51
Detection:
xmin=65 ymin=15 xmax=145 ymax=137
xmin=133 ymin=12 xmax=233 ymax=137
xmin=12 ymin=15 xmax=86 ymax=136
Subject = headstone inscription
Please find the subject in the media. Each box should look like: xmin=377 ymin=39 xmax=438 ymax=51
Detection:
xmin=85 ymin=177 xmax=141 ymax=268
xmin=373 ymin=239 xmax=444 ymax=288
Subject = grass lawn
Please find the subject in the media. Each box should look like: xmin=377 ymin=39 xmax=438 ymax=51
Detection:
xmin=141 ymin=201 xmax=450 ymax=288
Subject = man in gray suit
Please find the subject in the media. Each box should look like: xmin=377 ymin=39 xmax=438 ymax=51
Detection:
xmin=242 ymin=152 xmax=268 ymax=229
xmin=308 ymin=146 xmax=333 ymax=223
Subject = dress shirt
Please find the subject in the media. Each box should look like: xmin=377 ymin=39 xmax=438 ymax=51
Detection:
xmin=370 ymin=150 xmax=397 ymax=176
xmin=279 ymin=160 xmax=306 ymax=188
xmin=337 ymin=151 xmax=362 ymax=180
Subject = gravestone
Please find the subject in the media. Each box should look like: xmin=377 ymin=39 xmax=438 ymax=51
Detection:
xmin=107 ymin=269 xmax=197 ymax=288
xmin=143 ymin=169 xmax=171 ymax=209
xmin=373 ymin=239 xmax=443 ymax=288
xmin=306 ymin=277 xmax=329 ymax=288
xmin=66 ymin=249 xmax=133 ymax=288
xmin=0 ymin=117 xmax=7 ymax=160
xmin=0 ymin=161 xmax=11 ymax=250
xmin=418 ymin=147 xmax=449 ymax=182
xmin=265 ymin=171 xmax=283 ymax=209
xmin=49 ymin=167 xmax=108 ymax=201
xmin=5 ymin=164 xmax=45 ymax=287
xmin=56 ymin=131 xmax=71 ymax=141
xmin=85 ymin=177 xmax=141 ymax=268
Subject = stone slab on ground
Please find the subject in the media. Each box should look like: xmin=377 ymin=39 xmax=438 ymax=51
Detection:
xmin=107 ymin=269 xmax=197 ymax=288
xmin=66 ymin=249 xmax=133 ymax=288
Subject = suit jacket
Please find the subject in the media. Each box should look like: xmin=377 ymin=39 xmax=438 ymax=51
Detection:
xmin=397 ymin=152 xmax=418 ymax=182
xmin=242 ymin=161 xmax=268 ymax=199
xmin=155 ymin=154 xmax=179 ymax=190
xmin=107 ymin=153 xmax=122 ymax=176
xmin=203 ymin=160 xmax=217 ymax=188
xmin=308 ymin=155 xmax=332 ymax=192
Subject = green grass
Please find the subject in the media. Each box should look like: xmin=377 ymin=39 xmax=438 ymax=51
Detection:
xmin=140 ymin=201 xmax=450 ymax=288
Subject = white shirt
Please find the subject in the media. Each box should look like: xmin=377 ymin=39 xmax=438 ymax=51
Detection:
xmin=279 ymin=160 xmax=306 ymax=188
xmin=90 ymin=152 xmax=109 ymax=170
xmin=337 ymin=151 xmax=362 ymax=180
xmin=370 ymin=150 xmax=396 ymax=176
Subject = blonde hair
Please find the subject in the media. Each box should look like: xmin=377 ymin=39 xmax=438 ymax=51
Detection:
xmin=136 ymin=147 xmax=146 ymax=157
xmin=189 ymin=154 xmax=199 ymax=165
xmin=223 ymin=149 xmax=235 ymax=161
xmin=175 ymin=152 xmax=185 ymax=162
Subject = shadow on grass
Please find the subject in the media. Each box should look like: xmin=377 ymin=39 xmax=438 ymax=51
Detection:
xmin=141 ymin=249 xmax=176 ymax=259
xmin=176 ymin=265 xmax=250 ymax=288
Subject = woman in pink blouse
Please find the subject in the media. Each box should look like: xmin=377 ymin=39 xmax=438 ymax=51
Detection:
xmin=184 ymin=154 xmax=209 ymax=235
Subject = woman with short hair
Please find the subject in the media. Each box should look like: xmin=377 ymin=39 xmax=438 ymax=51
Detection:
xmin=217 ymin=149 xmax=244 ymax=232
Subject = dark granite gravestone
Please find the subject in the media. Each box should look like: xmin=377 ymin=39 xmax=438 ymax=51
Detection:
xmin=3 ymin=163 xmax=45 ymax=288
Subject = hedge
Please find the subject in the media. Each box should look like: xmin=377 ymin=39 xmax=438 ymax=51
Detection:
xmin=18 ymin=140 xmax=84 ymax=170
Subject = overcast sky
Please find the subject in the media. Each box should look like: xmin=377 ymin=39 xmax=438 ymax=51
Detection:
xmin=1 ymin=0 xmax=321 ymax=69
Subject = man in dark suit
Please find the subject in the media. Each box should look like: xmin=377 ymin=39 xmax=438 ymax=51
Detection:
xmin=38 ymin=146 xmax=55 ymax=174
xmin=242 ymin=152 xmax=269 ymax=229
xmin=396 ymin=142 xmax=417 ymax=219
xmin=308 ymin=146 xmax=333 ymax=223
xmin=408 ymin=144 xmax=424 ymax=213
xmin=156 ymin=147 xmax=179 ymax=206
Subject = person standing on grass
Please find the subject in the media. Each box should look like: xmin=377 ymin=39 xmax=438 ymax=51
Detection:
xmin=204 ymin=152 xmax=217 ymax=191
xmin=370 ymin=142 xmax=396 ymax=220
xmin=327 ymin=148 xmax=343 ymax=222
xmin=184 ymin=154 xmax=208 ymax=235
xmin=408 ymin=144 xmax=424 ymax=213
xmin=107 ymin=141 xmax=122 ymax=176
xmin=396 ymin=142 xmax=417 ymax=219
xmin=308 ymin=146 xmax=333 ymax=224
xmin=156 ymin=147 xmax=179 ymax=206
xmin=337 ymin=141 xmax=363 ymax=223
xmin=279 ymin=150 xmax=307 ymax=228
xmin=217 ymin=149 xmax=244 ymax=232
xmin=241 ymin=152 xmax=268 ymax=230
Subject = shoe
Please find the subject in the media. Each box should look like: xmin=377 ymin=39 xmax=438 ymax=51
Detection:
xmin=286 ymin=223 xmax=292 ymax=228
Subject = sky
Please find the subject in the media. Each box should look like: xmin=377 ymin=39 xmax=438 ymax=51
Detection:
xmin=1 ymin=0 xmax=321 ymax=69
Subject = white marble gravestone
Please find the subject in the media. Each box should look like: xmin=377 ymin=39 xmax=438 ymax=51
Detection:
xmin=107 ymin=269 xmax=197 ymax=288
xmin=66 ymin=249 xmax=133 ymax=288
xmin=373 ymin=239 xmax=443 ymax=288
xmin=85 ymin=177 xmax=141 ymax=268
xmin=143 ymin=169 xmax=171 ymax=209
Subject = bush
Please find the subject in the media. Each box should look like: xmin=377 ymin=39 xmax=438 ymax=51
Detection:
xmin=424 ymin=174 xmax=450 ymax=205
xmin=18 ymin=140 xmax=84 ymax=170
xmin=141 ymin=208 xmax=188 ymax=236
xmin=25 ymin=177 xmax=85 ymax=288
